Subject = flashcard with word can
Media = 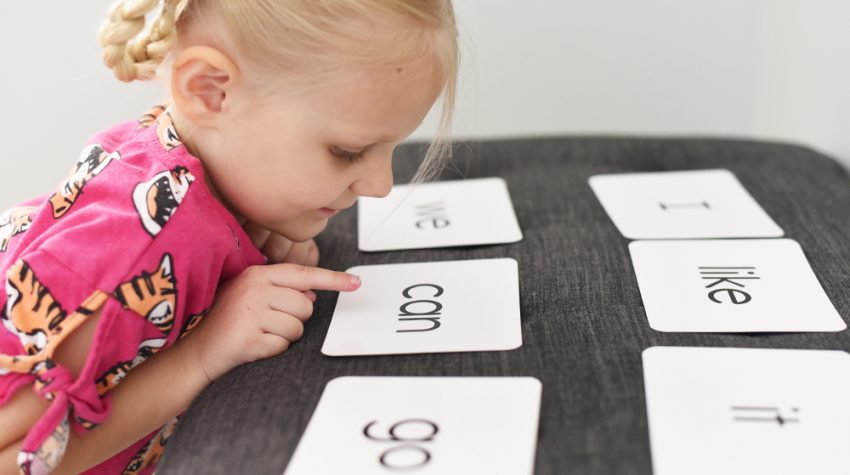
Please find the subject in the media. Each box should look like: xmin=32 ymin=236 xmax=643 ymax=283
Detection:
xmin=643 ymin=346 xmax=850 ymax=475
xmin=357 ymin=177 xmax=523 ymax=252
xmin=284 ymin=376 xmax=542 ymax=475
xmin=321 ymin=258 xmax=521 ymax=356
xmin=629 ymin=239 xmax=845 ymax=332
xmin=588 ymin=169 xmax=783 ymax=239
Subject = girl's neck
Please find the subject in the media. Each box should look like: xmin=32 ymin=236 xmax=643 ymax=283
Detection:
xmin=167 ymin=105 xmax=247 ymax=225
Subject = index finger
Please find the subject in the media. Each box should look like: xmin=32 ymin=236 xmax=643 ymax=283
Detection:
xmin=263 ymin=263 xmax=361 ymax=292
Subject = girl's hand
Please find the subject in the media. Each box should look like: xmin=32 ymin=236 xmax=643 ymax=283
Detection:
xmin=243 ymin=221 xmax=320 ymax=267
xmin=187 ymin=263 xmax=360 ymax=383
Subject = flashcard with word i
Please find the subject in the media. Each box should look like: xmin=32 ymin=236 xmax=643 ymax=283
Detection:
xmin=642 ymin=346 xmax=850 ymax=475
xmin=588 ymin=169 xmax=783 ymax=239
xmin=629 ymin=239 xmax=845 ymax=332
xmin=321 ymin=258 xmax=521 ymax=356
xmin=283 ymin=377 xmax=542 ymax=475
xmin=357 ymin=177 xmax=523 ymax=252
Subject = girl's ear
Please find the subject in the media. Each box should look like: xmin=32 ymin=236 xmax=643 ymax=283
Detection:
xmin=170 ymin=46 xmax=241 ymax=129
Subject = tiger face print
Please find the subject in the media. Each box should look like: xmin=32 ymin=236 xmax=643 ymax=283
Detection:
xmin=122 ymin=417 xmax=179 ymax=475
xmin=114 ymin=254 xmax=177 ymax=333
xmin=96 ymin=337 xmax=167 ymax=395
xmin=155 ymin=109 xmax=183 ymax=151
xmin=0 ymin=206 xmax=36 ymax=252
xmin=0 ymin=262 xmax=107 ymax=376
xmin=18 ymin=413 xmax=71 ymax=475
xmin=137 ymin=104 xmax=167 ymax=130
xmin=133 ymin=167 xmax=195 ymax=237
xmin=49 ymin=144 xmax=120 ymax=218
xmin=3 ymin=260 xmax=67 ymax=355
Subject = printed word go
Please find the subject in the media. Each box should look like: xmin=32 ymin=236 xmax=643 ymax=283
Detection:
xmin=363 ymin=419 xmax=439 ymax=471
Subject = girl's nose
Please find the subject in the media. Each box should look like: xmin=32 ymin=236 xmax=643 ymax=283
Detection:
xmin=350 ymin=155 xmax=394 ymax=198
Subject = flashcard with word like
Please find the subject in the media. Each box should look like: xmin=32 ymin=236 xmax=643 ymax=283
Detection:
xmin=589 ymin=169 xmax=783 ymax=239
xmin=643 ymin=347 xmax=850 ymax=475
xmin=357 ymin=177 xmax=523 ymax=252
xmin=629 ymin=239 xmax=845 ymax=332
xmin=321 ymin=258 xmax=521 ymax=356
xmin=284 ymin=377 xmax=542 ymax=475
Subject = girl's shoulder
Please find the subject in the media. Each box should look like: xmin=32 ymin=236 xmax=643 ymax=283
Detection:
xmin=0 ymin=105 xmax=264 ymax=293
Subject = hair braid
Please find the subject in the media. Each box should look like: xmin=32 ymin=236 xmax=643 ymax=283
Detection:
xmin=99 ymin=0 xmax=182 ymax=82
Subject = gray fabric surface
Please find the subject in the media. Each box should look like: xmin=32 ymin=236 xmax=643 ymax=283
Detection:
xmin=158 ymin=136 xmax=850 ymax=475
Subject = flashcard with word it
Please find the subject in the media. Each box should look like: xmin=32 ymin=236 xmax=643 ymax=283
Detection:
xmin=357 ymin=177 xmax=523 ymax=252
xmin=588 ymin=169 xmax=783 ymax=239
xmin=283 ymin=377 xmax=542 ymax=475
xmin=629 ymin=239 xmax=845 ymax=332
xmin=321 ymin=258 xmax=521 ymax=356
xmin=642 ymin=347 xmax=850 ymax=475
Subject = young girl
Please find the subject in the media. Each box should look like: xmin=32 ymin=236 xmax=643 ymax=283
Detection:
xmin=0 ymin=0 xmax=458 ymax=473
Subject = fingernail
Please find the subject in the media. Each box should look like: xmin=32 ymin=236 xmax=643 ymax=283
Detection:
xmin=349 ymin=274 xmax=361 ymax=287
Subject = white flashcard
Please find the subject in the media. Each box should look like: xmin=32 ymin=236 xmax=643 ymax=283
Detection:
xmin=588 ymin=169 xmax=783 ymax=239
xmin=284 ymin=376 xmax=542 ymax=475
xmin=629 ymin=239 xmax=845 ymax=332
xmin=322 ymin=258 xmax=521 ymax=356
xmin=357 ymin=177 xmax=523 ymax=252
xmin=643 ymin=347 xmax=850 ymax=475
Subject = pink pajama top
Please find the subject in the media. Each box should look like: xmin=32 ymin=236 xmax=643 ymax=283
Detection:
xmin=0 ymin=106 xmax=266 ymax=474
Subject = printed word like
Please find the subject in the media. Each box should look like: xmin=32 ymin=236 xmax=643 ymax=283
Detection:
xmin=397 ymin=284 xmax=444 ymax=333
xmin=699 ymin=267 xmax=760 ymax=304
xmin=731 ymin=406 xmax=800 ymax=427
xmin=363 ymin=419 xmax=439 ymax=471
xmin=414 ymin=201 xmax=450 ymax=230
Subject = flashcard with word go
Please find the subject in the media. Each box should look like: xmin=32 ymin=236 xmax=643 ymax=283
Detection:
xmin=322 ymin=258 xmax=521 ymax=356
xmin=643 ymin=347 xmax=850 ymax=475
xmin=589 ymin=169 xmax=783 ymax=239
xmin=629 ymin=239 xmax=845 ymax=332
xmin=284 ymin=377 xmax=542 ymax=475
xmin=357 ymin=177 xmax=523 ymax=252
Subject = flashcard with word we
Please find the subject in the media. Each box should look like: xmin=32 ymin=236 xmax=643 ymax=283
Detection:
xmin=357 ymin=177 xmax=523 ymax=252
xmin=321 ymin=258 xmax=521 ymax=356
xmin=629 ymin=239 xmax=845 ymax=332
xmin=643 ymin=347 xmax=850 ymax=475
xmin=589 ymin=169 xmax=783 ymax=239
xmin=284 ymin=377 xmax=542 ymax=475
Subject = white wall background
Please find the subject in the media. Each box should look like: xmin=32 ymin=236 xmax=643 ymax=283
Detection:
xmin=1 ymin=1 xmax=847 ymax=209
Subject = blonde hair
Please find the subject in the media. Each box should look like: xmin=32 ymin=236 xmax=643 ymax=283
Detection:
xmin=99 ymin=0 xmax=459 ymax=183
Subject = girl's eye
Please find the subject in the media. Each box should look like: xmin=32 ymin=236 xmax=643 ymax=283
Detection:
xmin=330 ymin=146 xmax=367 ymax=163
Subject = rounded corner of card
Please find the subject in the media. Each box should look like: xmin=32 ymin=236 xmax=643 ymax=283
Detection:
xmin=345 ymin=264 xmax=368 ymax=274
xmin=641 ymin=346 xmax=671 ymax=360
xmin=523 ymin=376 xmax=543 ymax=391
xmin=320 ymin=346 xmax=341 ymax=357
xmin=325 ymin=375 xmax=355 ymax=388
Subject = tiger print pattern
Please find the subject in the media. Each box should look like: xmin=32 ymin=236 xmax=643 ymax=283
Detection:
xmin=95 ymin=337 xmax=167 ymax=396
xmin=133 ymin=167 xmax=195 ymax=237
xmin=17 ymin=411 xmax=71 ymax=475
xmin=0 ymin=260 xmax=108 ymax=377
xmin=49 ymin=144 xmax=120 ymax=219
xmin=113 ymin=253 xmax=177 ymax=333
xmin=0 ymin=206 xmax=36 ymax=252
xmin=122 ymin=416 xmax=180 ymax=475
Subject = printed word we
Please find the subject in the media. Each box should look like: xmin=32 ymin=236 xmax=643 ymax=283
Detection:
xmin=414 ymin=201 xmax=450 ymax=230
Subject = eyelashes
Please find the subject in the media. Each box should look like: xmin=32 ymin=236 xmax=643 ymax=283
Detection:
xmin=330 ymin=146 xmax=367 ymax=163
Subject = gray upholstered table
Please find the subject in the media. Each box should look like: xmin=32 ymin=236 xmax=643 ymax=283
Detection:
xmin=159 ymin=137 xmax=850 ymax=475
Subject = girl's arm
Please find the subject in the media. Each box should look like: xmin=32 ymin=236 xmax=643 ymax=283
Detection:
xmin=0 ymin=262 xmax=357 ymax=474
xmin=0 ymin=329 xmax=209 ymax=475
